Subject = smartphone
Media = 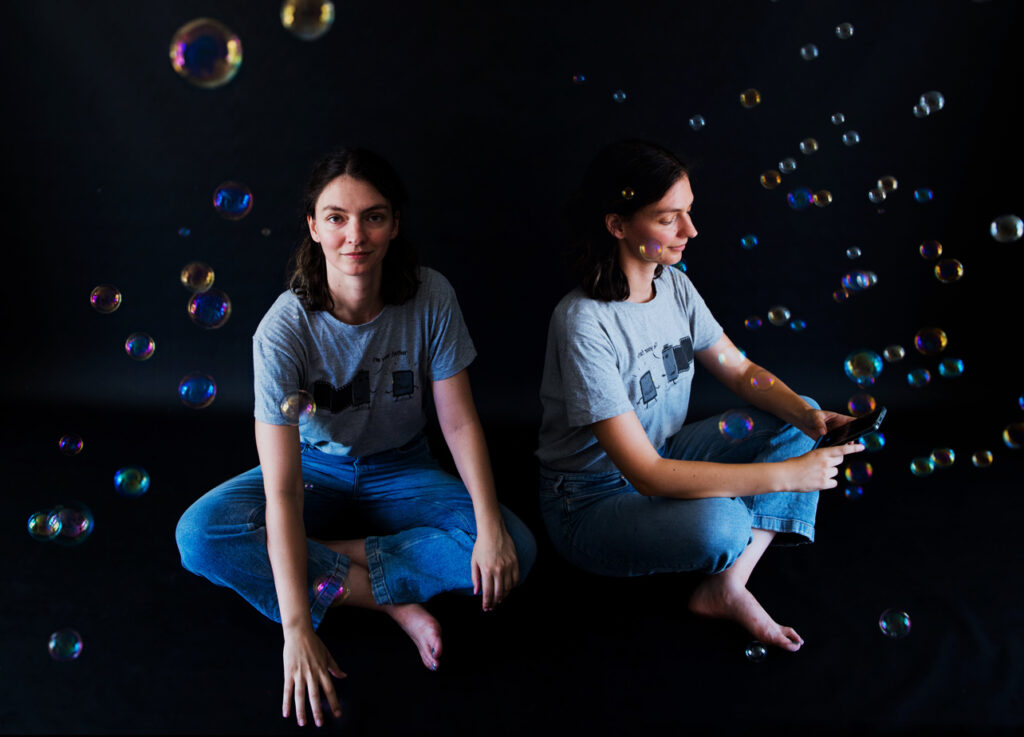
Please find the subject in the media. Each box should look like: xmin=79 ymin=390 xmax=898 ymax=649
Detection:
xmin=813 ymin=406 xmax=887 ymax=448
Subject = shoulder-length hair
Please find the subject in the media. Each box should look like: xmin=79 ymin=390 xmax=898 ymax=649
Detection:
xmin=287 ymin=147 xmax=420 ymax=311
xmin=564 ymin=139 xmax=690 ymax=301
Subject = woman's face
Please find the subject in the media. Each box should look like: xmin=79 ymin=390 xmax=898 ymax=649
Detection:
xmin=307 ymin=174 xmax=399 ymax=280
xmin=614 ymin=175 xmax=697 ymax=266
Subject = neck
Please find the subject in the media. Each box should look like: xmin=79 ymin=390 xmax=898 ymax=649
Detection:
xmin=327 ymin=270 xmax=384 ymax=325
xmin=617 ymin=244 xmax=659 ymax=303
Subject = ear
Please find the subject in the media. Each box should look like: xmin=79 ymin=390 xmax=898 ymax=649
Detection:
xmin=605 ymin=213 xmax=626 ymax=239
xmin=307 ymin=214 xmax=320 ymax=243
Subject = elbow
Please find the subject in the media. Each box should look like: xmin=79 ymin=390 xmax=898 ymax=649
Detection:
xmin=627 ymin=462 xmax=662 ymax=497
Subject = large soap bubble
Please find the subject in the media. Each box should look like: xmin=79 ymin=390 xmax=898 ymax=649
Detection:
xmin=124 ymin=332 xmax=156 ymax=361
xmin=281 ymin=391 xmax=317 ymax=425
xmin=181 ymin=262 xmax=215 ymax=292
xmin=179 ymin=372 xmax=217 ymax=409
xmin=169 ymin=18 xmax=243 ymax=89
xmin=90 ymin=285 xmax=122 ymax=314
xmin=187 ymin=288 xmax=232 ymax=329
xmin=280 ymin=0 xmax=336 ymax=40
xmin=213 ymin=181 xmax=253 ymax=220
xmin=990 ymin=214 xmax=1023 ymax=243
xmin=48 ymin=629 xmax=84 ymax=661
xmin=114 ymin=466 xmax=151 ymax=497
xmin=843 ymin=351 xmax=883 ymax=385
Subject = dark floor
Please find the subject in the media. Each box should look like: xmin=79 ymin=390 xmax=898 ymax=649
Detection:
xmin=3 ymin=403 xmax=1023 ymax=736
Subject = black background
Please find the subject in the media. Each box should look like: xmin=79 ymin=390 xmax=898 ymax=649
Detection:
xmin=3 ymin=1 xmax=1023 ymax=735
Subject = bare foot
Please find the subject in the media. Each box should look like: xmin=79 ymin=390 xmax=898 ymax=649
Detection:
xmin=385 ymin=603 xmax=443 ymax=671
xmin=688 ymin=577 xmax=804 ymax=652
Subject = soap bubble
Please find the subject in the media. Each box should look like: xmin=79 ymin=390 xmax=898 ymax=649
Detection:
xmin=786 ymin=188 xmax=813 ymax=210
xmin=744 ymin=642 xmax=767 ymax=662
xmin=767 ymin=306 xmax=791 ymax=326
xmin=789 ymin=319 xmax=807 ymax=332
xmin=971 ymin=450 xmax=994 ymax=468
xmin=843 ymin=486 xmax=863 ymax=500
xmin=867 ymin=187 xmax=886 ymax=204
xmin=612 ymin=90 xmax=627 ymax=103
xmin=750 ymin=371 xmax=776 ymax=391
xmin=53 ymin=503 xmax=94 ymax=545
xmin=843 ymin=351 xmax=883 ymax=385
xmin=779 ymin=158 xmax=797 ymax=174
xmin=673 ymin=261 xmax=688 ymax=273
xmin=938 ymin=358 xmax=964 ymax=378
xmin=213 ymin=181 xmax=253 ymax=220
xmin=280 ymin=0 xmax=336 ymax=40
xmin=1003 ymin=422 xmax=1024 ymax=449
xmin=841 ymin=270 xmax=877 ymax=292
xmin=187 ymin=288 xmax=232 ymax=329
xmin=914 ymin=188 xmax=934 ymax=203
xmin=913 ymin=103 xmax=931 ymax=118
xmin=27 ymin=510 xmax=62 ymax=541
xmin=844 ymin=460 xmax=873 ymax=484
xmin=910 ymin=456 xmax=934 ymax=476
xmin=842 ymin=131 xmax=860 ymax=146
xmin=919 ymin=240 xmax=943 ymax=260
xmin=739 ymin=89 xmax=761 ymax=108
xmin=832 ymin=288 xmax=851 ymax=303
xmin=261 ymin=227 xmax=272 ymax=237
xmin=281 ymin=391 xmax=317 ymax=424
xmin=989 ymin=214 xmax=1023 ymax=243
xmin=835 ymin=22 xmax=854 ymax=39
xmin=178 ymin=372 xmax=217 ymax=409
xmin=114 ymin=466 xmax=150 ymax=497
xmin=181 ymin=262 xmax=215 ymax=292
xmin=914 ymin=327 xmax=948 ymax=355
xmin=178 ymin=227 xmax=191 ymax=237
xmin=718 ymin=410 xmax=754 ymax=441
xmin=830 ymin=112 xmax=846 ymax=125
xmin=883 ymin=345 xmax=905 ymax=362
xmin=638 ymin=240 xmax=663 ymax=261
xmin=878 ymin=176 xmax=898 ymax=193
xmin=930 ymin=448 xmax=955 ymax=468
xmin=169 ymin=18 xmax=243 ymax=89
xmin=846 ymin=247 xmax=861 ymax=259
xmin=744 ymin=316 xmax=763 ymax=330
xmin=919 ymin=90 xmax=945 ymax=112
xmin=571 ymin=73 xmax=585 ymax=84
xmin=58 ymin=434 xmax=83 ymax=456
xmin=90 ymin=285 xmax=122 ymax=314
xmin=688 ymin=115 xmax=706 ymax=131
xmin=799 ymin=44 xmax=819 ymax=60
xmin=907 ymin=368 xmax=932 ymax=387
xmin=847 ymin=393 xmax=876 ymax=416
xmin=621 ymin=188 xmax=635 ymax=200
xmin=124 ymin=332 xmax=156 ymax=361
xmin=48 ymin=629 xmax=83 ymax=662
xmin=878 ymin=610 xmax=912 ymax=639
xmin=934 ymin=259 xmax=964 ymax=283
xmin=862 ymin=431 xmax=885 ymax=452
xmin=799 ymin=138 xmax=819 ymax=154
xmin=760 ymin=170 xmax=782 ymax=189
xmin=813 ymin=190 xmax=833 ymax=207
xmin=740 ymin=234 xmax=758 ymax=250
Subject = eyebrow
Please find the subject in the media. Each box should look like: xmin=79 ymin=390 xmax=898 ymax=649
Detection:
xmin=320 ymin=203 xmax=390 ymax=214
xmin=653 ymin=204 xmax=694 ymax=214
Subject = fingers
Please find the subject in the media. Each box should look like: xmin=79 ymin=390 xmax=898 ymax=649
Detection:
xmin=471 ymin=562 xmax=481 ymax=597
xmin=282 ymin=676 xmax=292 ymax=719
xmin=293 ymin=679 xmax=307 ymax=727
xmin=481 ymin=571 xmax=495 ymax=611
xmin=316 ymin=672 xmax=343 ymax=726
xmin=839 ymin=441 xmax=866 ymax=454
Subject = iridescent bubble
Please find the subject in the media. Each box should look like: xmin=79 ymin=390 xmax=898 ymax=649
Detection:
xmin=938 ymin=358 xmax=965 ymax=378
xmin=846 ymin=247 xmax=862 ymax=259
xmin=124 ymin=332 xmax=156 ymax=361
xmin=281 ymin=390 xmax=317 ymax=424
xmin=621 ymin=188 xmax=635 ymax=200
xmin=213 ymin=181 xmax=253 ymax=220
xmin=919 ymin=90 xmax=945 ymax=112
xmin=744 ymin=316 xmax=763 ymax=330
xmin=673 ymin=260 xmax=688 ymax=273
xmin=179 ymin=372 xmax=217 ymax=409
xmin=843 ymin=351 xmax=883 ymax=385
xmin=844 ymin=460 xmax=873 ymax=484
xmin=786 ymin=188 xmax=813 ymax=210
xmin=169 ymin=18 xmax=243 ymax=89
xmin=261 ymin=227 xmax=272 ymax=237
xmin=862 ymin=431 xmax=886 ymax=452
xmin=114 ymin=466 xmax=150 ymax=497
xmin=833 ymin=287 xmax=851 ymax=303
xmin=187 ymin=288 xmax=232 ymax=329
xmin=571 ymin=73 xmax=585 ymax=84
xmin=688 ymin=115 xmax=706 ymax=131
xmin=913 ymin=103 xmax=930 ymax=118
xmin=842 ymin=131 xmax=861 ymax=146
xmin=612 ymin=90 xmax=627 ymax=103
xmin=843 ymin=486 xmax=863 ymax=500
xmin=788 ymin=319 xmax=807 ymax=332
xmin=835 ymin=22 xmax=854 ymax=39
xmin=750 ymin=371 xmax=776 ymax=391
xmin=744 ymin=642 xmax=767 ymax=663
xmin=907 ymin=368 xmax=932 ymax=387
xmin=930 ymin=447 xmax=955 ymax=468
xmin=989 ymin=214 xmax=1023 ymax=243
xmin=778 ymin=157 xmax=797 ymax=174
xmin=934 ymin=259 xmax=964 ymax=283
xmin=718 ymin=410 xmax=754 ymax=441
xmin=53 ymin=503 xmax=94 ymax=545
xmin=799 ymin=138 xmax=818 ymax=154
xmin=878 ymin=176 xmax=898 ymax=193
xmin=883 ymin=345 xmax=906 ymax=362
xmin=914 ymin=188 xmax=934 ymax=203
xmin=740 ymin=234 xmax=758 ymax=250
xmin=27 ymin=510 xmax=61 ymax=541
xmin=180 ymin=262 xmax=214 ymax=292
xmin=1019 ymin=394 xmax=1024 ymax=410
xmin=919 ymin=240 xmax=942 ymax=260
xmin=638 ymin=240 xmax=663 ymax=261
xmin=914 ymin=327 xmax=948 ymax=355
xmin=878 ymin=610 xmax=912 ymax=639
xmin=760 ymin=170 xmax=782 ymax=189
xmin=58 ymin=434 xmax=83 ymax=456
xmin=280 ymin=0 xmax=336 ymax=41
xmin=971 ymin=450 xmax=994 ymax=468
xmin=178 ymin=227 xmax=191 ymax=237
xmin=767 ymin=306 xmax=791 ymax=326
xmin=1003 ymin=422 xmax=1024 ymax=449
xmin=847 ymin=392 xmax=877 ymax=416
xmin=867 ymin=186 xmax=886 ymax=204
xmin=48 ymin=629 xmax=83 ymax=662
xmin=841 ymin=270 xmax=878 ymax=292
xmin=910 ymin=456 xmax=934 ymax=477
xmin=813 ymin=190 xmax=833 ymax=207
xmin=830 ymin=112 xmax=846 ymax=125
xmin=799 ymin=44 xmax=819 ymax=61
xmin=739 ymin=89 xmax=761 ymax=108
xmin=716 ymin=345 xmax=747 ymax=367
xmin=90 ymin=285 xmax=122 ymax=314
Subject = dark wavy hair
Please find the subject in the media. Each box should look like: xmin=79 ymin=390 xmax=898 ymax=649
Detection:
xmin=565 ymin=139 xmax=690 ymax=301
xmin=288 ymin=147 xmax=420 ymax=311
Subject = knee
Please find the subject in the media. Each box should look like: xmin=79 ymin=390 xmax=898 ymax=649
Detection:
xmin=686 ymin=505 xmax=751 ymax=574
xmin=175 ymin=501 xmax=212 ymax=575
xmin=502 ymin=510 xmax=538 ymax=584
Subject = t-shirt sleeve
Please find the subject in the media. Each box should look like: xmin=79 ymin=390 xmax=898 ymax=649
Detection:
xmin=425 ymin=271 xmax=477 ymax=381
xmin=252 ymin=302 xmax=308 ymax=425
xmin=558 ymin=310 xmax=634 ymax=427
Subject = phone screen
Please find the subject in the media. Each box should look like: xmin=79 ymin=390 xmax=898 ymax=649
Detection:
xmin=815 ymin=406 xmax=886 ymax=448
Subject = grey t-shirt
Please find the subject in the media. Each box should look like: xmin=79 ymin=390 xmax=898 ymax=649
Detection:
xmin=536 ymin=267 xmax=723 ymax=473
xmin=253 ymin=267 xmax=476 ymax=457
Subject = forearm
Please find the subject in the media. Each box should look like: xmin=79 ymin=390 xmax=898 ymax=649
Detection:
xmin=440 ymin=416 xmax=505 ymax=536
xmin=732 ymin=362 xmax=813 ymax=427
xmin=636 ymin=456 xmax=788 ymax=499
xmin=266 ymin=491 xmax=316 ymax=634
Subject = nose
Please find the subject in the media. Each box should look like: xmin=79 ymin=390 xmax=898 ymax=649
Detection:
xmin=679 ymin=214 xmax=697 ymax=239
xmin=345 ymin=219 xmax=365 ymax=245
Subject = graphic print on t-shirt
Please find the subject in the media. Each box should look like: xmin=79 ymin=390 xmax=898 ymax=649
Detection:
xmin=636 ymin=336 xmax=694 ymax=406
xmin=313 ymin=370 xmax=371 ymax=413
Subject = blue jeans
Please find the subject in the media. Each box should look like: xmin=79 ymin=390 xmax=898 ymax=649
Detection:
xmin=176 ymin=432 xmax=537 ymax=630
xmin=539 ymin=398 xmax=820 ymax=577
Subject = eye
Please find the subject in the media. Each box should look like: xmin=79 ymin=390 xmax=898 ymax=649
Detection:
xmin=326 ymin=214 xmax=344 ymax=224
xmin=367 ymin=213 xmax=386 ymax=223
xmin=660 ymin=215 xmax=678 ymax=225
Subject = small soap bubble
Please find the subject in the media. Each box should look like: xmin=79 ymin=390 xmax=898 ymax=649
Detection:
xmin=571 ymin=73 xmax=586 ymax=84
xmin=847 ymin=393 xmax=876 ymax=416
xmin=832 ymin=287 xmax=851 ymax=303
xmin=934 ymin=258 xmax=964 ymax=283
xmin=621 ymin=188 xmax=635 ymax=200
xmin=187 ymin=288 xmax=232 ymax=329
xmin=788 ymin=318 xmax=807 ymax=332
xmin=786 ymin=188 xmax=813 ymax=210
xmin=739 ymin=89 xmax=761 ymax=108
xmin=919 ymin=240 xmax=943 ymax=260
xmin=883 ymin=345 xmax=906 ymax=362
xmin=281 ymin=391 xmax=317 ymax=425
xmin=48 ymin=629 xmax=83 ymax=662
xmin=688 ymin=115 xmax=706 ymax=131
xmin=178 ymin=372 xmax=217 ymax=409
xmin=767 ymin=306 xmax=791 ymax=326
xmin=716 ymin=346 xmax=746 ymax=367
xmin=740 ymin=234 xmax=758 ymax=250
xmin=1019 ymin=394 xmax=1024 ymax=410
xmin=799 ymin=44 xmax=819 ymax=60
xmin=124 ymin=332 xmax=156 ymax=361
xmin=844 ymin=460 xmax=873 ymax=484
xmin=846 ymin=247 xmax=862 ymax=259
xmin=180 ymin=261 xmax=215 ymax=292
xmin=913 ymin=103 xmax=930 ymax=118
xmin=53 ymin=503 xmax=94 ymax=545
xmin=27 ymin=510 xmax=62 ymax=541
xmin=913 ymin=188 xmax=934 ymax=203
xmin=862 ymin=431 xmax=885 ymax=452
xmin=843 ymin=351 xmax=883 ymax=385
xmin=938 ymin=357 xmax=964 ymax=378
xmin=989 ymin=214 xmax=1023 ymax=243
xmin=760 ymin=170 xmax=782 ymax=189
xmin=280 ymin=0 xmax=336 ymax=41
xmin=718 ymin=410 xmax=754 ymax=441
xmin=919 ymin=90 xmax=945 ymax=112
xmin=867 ymin=187 xmax=886 ymax=204
xmin=90 ymin=285 xmax=122 ymax=314
xmin=58 ymin=434 xmax=83 ymax=456
xmin=114 ymin=466 xmax=150 ymax=497
xmin=878 ymin=610 xmax=912 ymax=639
xmin=835 ymin=22 xmax=854 ymax=39
xmin=799 ymin=138 xmax=819 ymax=154
xmin=971 ymin=450 xmax=994 ymax=468
xmin=843 ymin=486 xmax=863 ymax=500
xmin=744 ymin=316 xmax=763 ymax=330
xmin=841 ymin=270 xmax=877 ymax=292
xmin=178 ymin=227 xmax=191 ymax=237
xmin=907 ymin=368 xmax=932 ymax=388
xmin=878 ymin=176 xmax=898 ymax=193
xmin=830 ymin=112 xmax=846 ymax=125
xmin=612 ymin=90 xmax=627 ymax=103
xmin=750 ymin=371 xmax=776 ymax=391
xmin=638 ymin=240 xmax=663 ymax=261
xmin=1003 ymin=422 xmax=1024 ymax=449
xmin=169 ymin=18 xmax=243 ymax=89
xmin=744 ymin=642 xmax=767 ymax=663
xmin=842 ymin=131 xmax=861 ymax=146
xmin=261 ymin=227 xmax=272 ymax=237
xmin=813 ymin=190 xmax=833 ymax=207
xmin=930 ymin=447 xmax=955 ymax=468
xmin=673 ymin=260 xmax=688 ymax=273
xmin=213 ymin=181 xmax=253 ymax=220
xmin=778 ymin=157 xmax=797 ymax=174
xmin=914 ymin=327 xmax=948 ymax=355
